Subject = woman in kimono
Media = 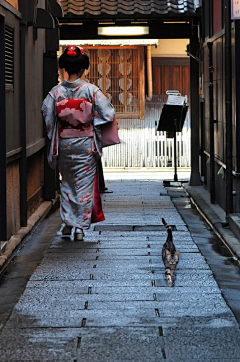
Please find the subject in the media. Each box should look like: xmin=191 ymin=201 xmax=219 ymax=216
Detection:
xmin=42 ymin=45 xmax=116 ymax=241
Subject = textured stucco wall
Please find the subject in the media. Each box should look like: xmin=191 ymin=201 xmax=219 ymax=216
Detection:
xmin=151 ymin=39 xmax=189 ymax=57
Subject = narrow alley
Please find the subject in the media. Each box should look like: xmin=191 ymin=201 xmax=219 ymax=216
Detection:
xmin=0 ymin=178 xmax=240 ymax=361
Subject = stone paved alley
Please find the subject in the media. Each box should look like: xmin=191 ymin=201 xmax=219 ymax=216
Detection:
xmin=1 ymin=179 xmax=240 ymax=361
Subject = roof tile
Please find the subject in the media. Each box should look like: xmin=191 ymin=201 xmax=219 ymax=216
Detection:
xmin=59 ymin=0 xmax=197 ymax=17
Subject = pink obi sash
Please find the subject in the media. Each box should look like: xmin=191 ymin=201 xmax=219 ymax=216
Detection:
xmin=57 ymin=98 xmax=93 ymax=138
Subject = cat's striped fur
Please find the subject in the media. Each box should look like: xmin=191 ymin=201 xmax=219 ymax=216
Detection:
xmin=162 ymin=218 xmax=180 ymax=287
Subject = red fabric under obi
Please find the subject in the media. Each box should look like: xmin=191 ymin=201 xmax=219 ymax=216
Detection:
xmin=57 ymin=99 xmax=93 ymax=138
xmin=91 ymin=171 xmax=105 ymax=223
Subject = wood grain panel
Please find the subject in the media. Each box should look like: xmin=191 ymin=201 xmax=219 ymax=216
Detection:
xmin=152 ymin=58 xmax=189 ymax=96
xmin=139 ymin=46 xmax=145 ymax=120
xmin=161 ymin=65 xmax=180 ymax=94
xmin=181 ymin=65 xmax=190 ymax=95
xmin=213 ymin=0 xmax=222 ymax=35
xmin=153 ymin=65 xmax=161 ymax=94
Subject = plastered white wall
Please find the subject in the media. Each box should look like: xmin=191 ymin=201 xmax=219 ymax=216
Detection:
xmin=151 ymin=39 xmax=189 ymax=57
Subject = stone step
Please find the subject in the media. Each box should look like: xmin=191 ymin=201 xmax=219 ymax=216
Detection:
xmin=229 ymin=213 xmax=240 ymax=240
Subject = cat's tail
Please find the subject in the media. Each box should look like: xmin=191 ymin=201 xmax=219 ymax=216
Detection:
xmin=162 ymin=218 xmax=172 ymax=237
xmin=162 ymin=218 xmax=168 ymax=227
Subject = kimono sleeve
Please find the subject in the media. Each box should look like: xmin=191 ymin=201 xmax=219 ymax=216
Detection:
xmin=92 ymin=89 xmax=115 ymax=128
xmin=41 ymin=93 xmax=56 ymax=140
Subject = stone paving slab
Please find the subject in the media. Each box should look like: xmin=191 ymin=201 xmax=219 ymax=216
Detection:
xmin=29 ymin=262 xmax=211 ymax=283
xmin=47 ymin=248 xmax=200 ymax=255
xmin=50 ymin=239 xmax=196 ymax=249
xmin=40 ymin=252 xmax=206 ymax=264
xmin=24 ymin=281 xmax=221 ymax=295
xmin=84 ymin=230 xmax=192 ymax=238
xmin=75 ymin=325 xmax=240 ymax=362
xmin=29 ymin=268 xmax=153 ymax=281
xmin=5 ymin=308 xmax=163 ymax=329
xmin=29 ymin=267 xmax=217 ymax=286
xmin=153 ymin=270 xmax=219 ymax=287
xmin=100 ymin=216 xmax=185 ymax=225
xmin=0 ymin=328 xmax=80 ymax=361
xmin=6 ymin=308 xmax=234 ymax=329
xmin=164 ymin=334 xmax=240 ymax=360
xmin=76 ymin=327 xmax=165 ymax=362
xmin=50 ymin=236 xmax=196 ymax=244
xmin=14 ymin=292 xmax=226 ymax=314
xmin=1 ymin=179 xmax=240 ymax=361
xmin=26 ymin=279 xmax=153 ymax=289
xmin=54 ymin=234 xmax=196 ymax=242
xmin=47 ymin=250 xmax=200 ymax=258
xmin=32 ymin=261 xmax=209 ymax=275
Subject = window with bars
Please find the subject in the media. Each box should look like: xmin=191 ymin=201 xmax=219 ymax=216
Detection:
xmin=5 ymin=25 xmax=14 ymax=88
xmin=83 ymin=47 xmax=141 ymax=117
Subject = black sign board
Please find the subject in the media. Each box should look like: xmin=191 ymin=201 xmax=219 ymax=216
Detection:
xmin=157 ymin=94 xmax=189 ymax=183
xmin=157 ymin=103 xmax=188 ymax=132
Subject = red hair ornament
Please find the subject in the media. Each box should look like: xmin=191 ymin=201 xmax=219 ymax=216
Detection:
xmin=78 ymin=46 xmax=85 ymax=55
xmin=67 ymin=45 xmax=77 ymax=57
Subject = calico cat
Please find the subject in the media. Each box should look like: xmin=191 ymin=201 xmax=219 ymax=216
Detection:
xmin=162 ymin=218 xmax=180 ymax=287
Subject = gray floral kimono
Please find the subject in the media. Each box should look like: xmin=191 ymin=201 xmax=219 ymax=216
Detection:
xmin=42 ymin=78 xmax=115 ymax=231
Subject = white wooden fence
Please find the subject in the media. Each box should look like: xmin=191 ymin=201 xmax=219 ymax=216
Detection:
xmin=102 ymin=95 xmax=191 ymax=168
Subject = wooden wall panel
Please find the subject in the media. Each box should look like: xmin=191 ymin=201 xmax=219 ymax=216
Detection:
xmin=152 ymin=57 xmax=189 ymax=96
xmin=153 ymin=65 xmax=161 ymax=94
xmin=139 ymin=46 xmax=145 ymax=120
xmin=213 ymin=0 xmax=222 ymax=35
xmin=181 ymin=65 xmax=190 ymax=96
xmin=162 ymin=65 xmax=180 ymax=94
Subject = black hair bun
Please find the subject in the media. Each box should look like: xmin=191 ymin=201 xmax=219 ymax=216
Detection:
xmin=59 ymin=45 xmax=89 ymax=72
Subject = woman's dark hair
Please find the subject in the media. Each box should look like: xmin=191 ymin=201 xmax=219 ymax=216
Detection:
xmin=59 ymin=45 xmax=89 ymax=75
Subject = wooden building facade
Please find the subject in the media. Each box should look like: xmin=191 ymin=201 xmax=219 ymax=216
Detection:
xmin=59 ymin=41 xmax=191 ymax=168
xmin=59 ymin=16 xmax=193 ymax=169
xmin=0 ymin=0 xmax=63 ymax=242
xmin=199 ymin=0 xmax=240 ymax=214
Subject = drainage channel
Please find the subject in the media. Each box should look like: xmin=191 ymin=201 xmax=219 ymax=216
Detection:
xmin=169 ymin=186 xmax=240 ymax=326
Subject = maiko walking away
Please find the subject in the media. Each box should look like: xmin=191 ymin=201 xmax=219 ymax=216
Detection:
xmin=42 ymin=45 xmax=120 ymax=241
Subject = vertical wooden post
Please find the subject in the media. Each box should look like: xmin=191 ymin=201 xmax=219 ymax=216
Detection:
xmin=207 ymin=41 xmax=215 ymax=204
xmin=235 ymin=20 xmax=240 ymax=174
xmin=102 ymin=49 xmax=106 ymax=95
xmin=139 ymin=46 xmax=145 ymax=120
xmin=225 ymin=0 xmax=233 ymax=216
xmin=189 ymin=26 xmax=201 ymax=186
xmin=200 ymin=100 xmax=205 ymax=179
xmin=124 ymin=50 xmax=127 ymax=111
xmin=0 ymin=14 xmax=7 ymax=241
xmin=147 ymin=46 xmax=153 ymax=98
xmin=20 ymin=23 xmax=28 ymax=226
xmin=43 ymin=52 xmax=58 ymax=200
xmin=180 ymin=65 xmax=183 ymax=95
